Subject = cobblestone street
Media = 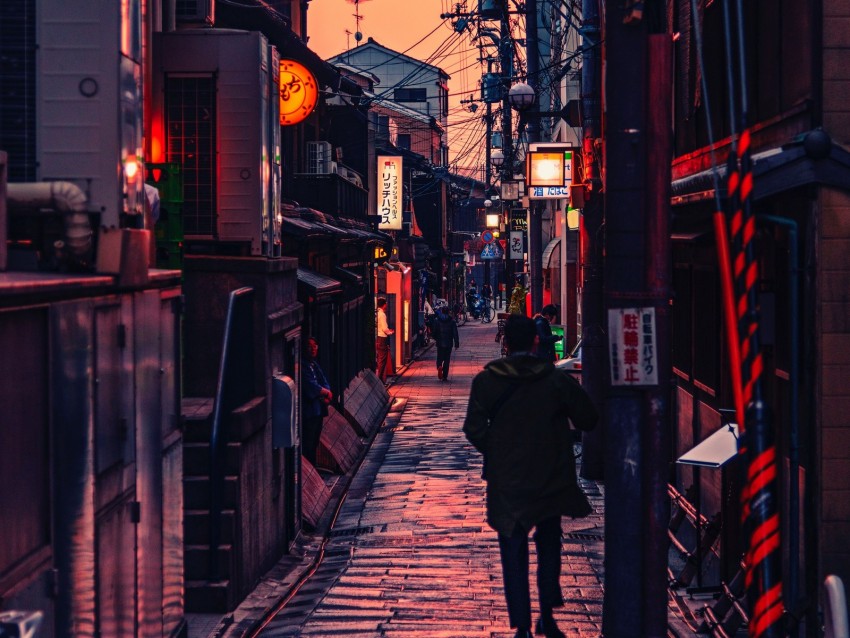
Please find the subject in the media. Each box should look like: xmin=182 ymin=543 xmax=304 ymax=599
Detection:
xmin=248 ymin=319 xmax=605 ymax=637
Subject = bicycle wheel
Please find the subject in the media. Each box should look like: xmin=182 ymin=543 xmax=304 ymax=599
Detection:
xmin=482 ymin=304 xmax=495 ymax=323
xmin=455 ymin=306 xmax=467 ymax=325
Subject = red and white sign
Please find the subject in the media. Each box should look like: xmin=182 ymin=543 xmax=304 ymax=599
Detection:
xmin=608 ymin=307 xmax=658 ymax=386
xmin=377 ymin=156 xmax=403 ymax=230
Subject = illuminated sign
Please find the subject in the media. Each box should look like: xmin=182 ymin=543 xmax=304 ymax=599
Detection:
xmin=510 ymin=209 xmax=528 ymax=232
xmin=279 ymin=59 xmax=318 ymax=126
xmin=377 ymin=156 xmax=403 ymax=230
xmin=526 ymin=150 xmax=574 ymax=199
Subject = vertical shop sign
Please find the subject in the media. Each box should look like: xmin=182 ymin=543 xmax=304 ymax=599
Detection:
xmin=377 ymin=156 xmax=403 ymax=230
xmin=509 ymin=231 xmax=525 ymax=259
xmin=608 ymin=307 xmax=658 ymax=386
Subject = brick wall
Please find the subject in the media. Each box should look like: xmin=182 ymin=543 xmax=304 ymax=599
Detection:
xmin=823 ymin=0 xmax=850 ymax=146
xmin=818 ymin=186 xmax=850 ymax=585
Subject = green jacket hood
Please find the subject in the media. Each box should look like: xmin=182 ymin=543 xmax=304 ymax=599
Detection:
xmin=484 ymin=354 xmax=553 ymax=381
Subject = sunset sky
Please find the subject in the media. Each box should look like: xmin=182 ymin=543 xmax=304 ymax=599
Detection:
xmin=307 ymin=0 xmax=493 ymax=177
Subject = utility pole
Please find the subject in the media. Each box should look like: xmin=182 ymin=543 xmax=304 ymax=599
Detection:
xmin=602 ymin=2 xmax=673 ymax=636
xmin=578 ymin=0 xmax=605 ymax=481
xmin=500 ymin=0 xmax=514 ymax=289
xmin=526 ymin=0 xmax=543 ymax=313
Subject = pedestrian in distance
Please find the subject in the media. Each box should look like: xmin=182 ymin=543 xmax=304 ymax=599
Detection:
xmin=376 ymin=297 xmax=394 ymax=383
xmin=481 ymin=281 xmax=493 ymax=300
xmin=534 ymin=304 xmax=562 ymax=363
xmin=431 ymin=303 xmax=460 ymax=381
xmin=463 ymin=314 xmax=598 ymax=638
xmin=301 ymin=337 xmax=332 ymax=466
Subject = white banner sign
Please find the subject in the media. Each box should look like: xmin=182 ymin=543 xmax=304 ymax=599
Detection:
xmin=509 ymin=231 xmax=524 ymax=259
xmin=608 ymin=307 xmax=658 ymax=386
xmin=528 ymin=185 xmax=571 ymax=200
xmin=377 ymin=155 xmax=403 ymax=230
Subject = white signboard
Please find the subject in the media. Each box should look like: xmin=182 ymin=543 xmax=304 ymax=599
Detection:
xmin=528 ymin=185 xmax=571 ymax=200
xmin=377 ymin=155 xmax=403 ymax=230
xmin=509 ymin=231 xmax=524 ymax=260
xmin=608 ymin=307 xmax=658 ymax=386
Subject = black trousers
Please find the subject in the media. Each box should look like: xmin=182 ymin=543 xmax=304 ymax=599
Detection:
xmin=436 ymin=345 xmax=453 ymax=378
xmin=376 ymin=336 xmax=390 ymax=381
xmin=302 ymin=415 xmax=324 ymax=465
xmin=497 ymin=516 xmax=564 ymax=630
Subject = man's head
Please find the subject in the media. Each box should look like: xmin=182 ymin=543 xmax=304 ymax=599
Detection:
xmin=541 ymin=304 xmax=558 ymax=322
xmin=306 ymin=337 xmax=319 ymax=359
xmin=377 ymin=297 xmax=387 ymax=309
xmin=503 ymin=315 xmax=538 ymax=354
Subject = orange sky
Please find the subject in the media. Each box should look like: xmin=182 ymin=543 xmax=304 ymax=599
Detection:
xmin=306 ymin=0 xmax=490 ymax=177
xmin=307 ymin=0 xmax=450 ymax=60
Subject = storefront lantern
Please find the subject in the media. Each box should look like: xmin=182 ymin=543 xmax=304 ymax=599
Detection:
xmin=279 ymin=59 xmax=318 ymax=126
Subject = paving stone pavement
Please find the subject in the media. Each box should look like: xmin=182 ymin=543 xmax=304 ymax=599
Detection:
xmin=253 ymin=319 xmax=606 ymax=638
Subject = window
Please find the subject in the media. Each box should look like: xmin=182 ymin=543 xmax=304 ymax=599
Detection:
xmin=397 ymin=134 xmax=411 ymax=150
xmin=394 ymin=88 xmax=427 ymax=102
xmin=166 ymin=75 xmax=216 ymax=236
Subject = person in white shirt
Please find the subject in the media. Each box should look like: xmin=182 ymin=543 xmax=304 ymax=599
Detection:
xmin=376 ymin=297 xmax=394 ymax=382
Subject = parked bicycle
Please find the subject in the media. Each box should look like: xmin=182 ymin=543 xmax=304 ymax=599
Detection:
xmin=453 ymin=301 xmax=467 ymax=326
xmin=476 ymin=296 xmax=495 ymax=323
xmin=465 ymin=294 xmax=495 ymax=323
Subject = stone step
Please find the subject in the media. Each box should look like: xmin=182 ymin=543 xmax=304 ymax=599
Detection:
xmin=183 ymin=475 xmax=239 ymax=510
xmin=184 ymin=508 xmax=236 ymax=545
xmin=185 ymin=579 xmax=235 ymax=614
xmin=184 ymin=543 xmax=233 ymax=582
xmin=183 ymin=441 xmax=241 ymax=476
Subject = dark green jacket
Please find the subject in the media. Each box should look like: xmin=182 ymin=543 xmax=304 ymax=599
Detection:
xmin=463 ymin=354 xmax=598 ymax=536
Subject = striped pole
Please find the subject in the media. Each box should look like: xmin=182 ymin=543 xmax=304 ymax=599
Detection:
xmin=727 ymin=128 xmax=784 ymax=637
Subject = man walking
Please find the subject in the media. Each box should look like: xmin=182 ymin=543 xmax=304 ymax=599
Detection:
xmin=534 ymin=304 xmax=562 ymax=363
xmin=463 ymin=315 xmax=598 ymax=638
xmin=431 ymin=303 xmax=459 ymax=381
xmin=375 ymin=297 xmax=394 ymax=383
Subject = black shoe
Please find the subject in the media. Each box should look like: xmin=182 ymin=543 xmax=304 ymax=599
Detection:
xmin=535 ymin=616 xmax=566 ymax=638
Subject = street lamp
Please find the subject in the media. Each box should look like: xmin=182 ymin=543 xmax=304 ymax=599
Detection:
xmin=490 ymin=149 xmax=505 ymax=169
xmin=508 ymin=82 xmax=536 ymax=112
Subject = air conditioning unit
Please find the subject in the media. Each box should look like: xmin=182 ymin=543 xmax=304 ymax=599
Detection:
xmin=176 ymin=0 xmax=215 ymax=25
xmin=155 ymin=30 xmax=279 ymax=256
xmin=307 ymin=141 xmax=333 ymax=174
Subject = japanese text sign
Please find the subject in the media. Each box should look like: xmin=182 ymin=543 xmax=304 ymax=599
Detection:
xmin=608 ymin=307 xmax=658 ymax=386
xmin=377 ymin=156 xmax=403 ymax=230
xmin=279 ymin=59 xmax=318 ymax=126
xmin=509 ymin=231 xmax=525 ymax=259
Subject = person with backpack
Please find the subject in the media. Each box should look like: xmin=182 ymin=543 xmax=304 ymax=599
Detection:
xmin=463 ymin=315 xmax=598 ymax=638
xmin=431 ymin=303 xmax=460 ymax=381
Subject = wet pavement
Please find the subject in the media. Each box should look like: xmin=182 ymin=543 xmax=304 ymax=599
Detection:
xmin=204 ymin=318 xmax=606 ymax=638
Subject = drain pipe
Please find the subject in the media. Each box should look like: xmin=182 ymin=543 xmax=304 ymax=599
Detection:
xmin=758 ymin=213 xmax=800 ymax=628
xmin=7 ymin=181 xmax=92 ymax=257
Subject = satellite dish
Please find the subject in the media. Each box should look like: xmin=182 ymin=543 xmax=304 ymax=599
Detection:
xmin=355 ymin=31 xmax=363 ymax=41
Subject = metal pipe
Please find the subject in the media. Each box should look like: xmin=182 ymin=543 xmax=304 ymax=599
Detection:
xmin=758 ymin=213 xmax=800 ymax=636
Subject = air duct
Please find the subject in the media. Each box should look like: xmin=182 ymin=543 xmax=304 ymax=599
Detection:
xmin=7 ymin=181 xmax=92 ymax=256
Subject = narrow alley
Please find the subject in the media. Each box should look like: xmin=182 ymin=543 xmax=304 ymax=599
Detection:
xmin=218 ymin=320 xmax=605 ymax=638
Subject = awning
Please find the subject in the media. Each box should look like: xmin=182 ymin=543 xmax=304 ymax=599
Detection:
xmin=671 ymin=131 xmax=850 ymax=204
xmin=676 ymin=423 xmax=740 ymax=468
xmin=542 ymin=237 xmax=560 ymax=269
xmin=297 ymin=267 xmax=342 ymax=297
xmin=334 ymin=266 xmax=364 ymax=286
